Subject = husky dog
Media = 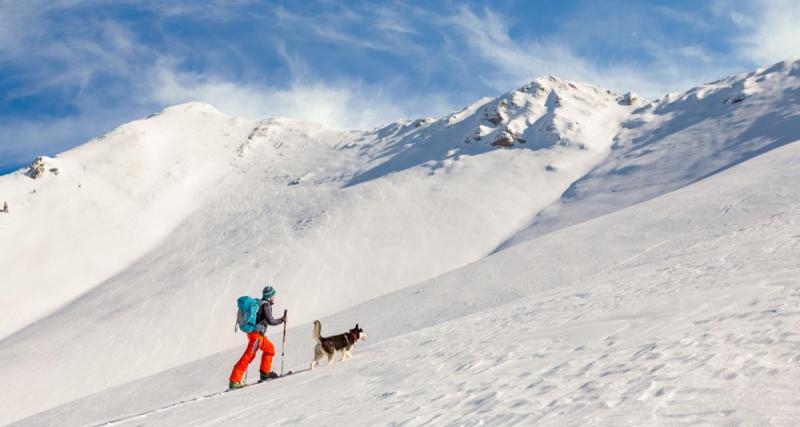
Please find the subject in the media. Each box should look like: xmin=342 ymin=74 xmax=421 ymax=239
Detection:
xmin=310 ymin=320 xmax=366 ymax=369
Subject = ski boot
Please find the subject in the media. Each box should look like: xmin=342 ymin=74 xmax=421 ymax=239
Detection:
xmin=258 ymin=371 xmax=279 ymax=383
xmin=229 ymin=380 xmax=247 ymax=390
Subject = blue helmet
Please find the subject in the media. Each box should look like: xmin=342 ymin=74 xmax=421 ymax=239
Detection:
xmin=262 ymin=285 xmax=276 ymax=300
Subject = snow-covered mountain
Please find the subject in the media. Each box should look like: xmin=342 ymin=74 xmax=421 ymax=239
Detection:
xmin=24 ymin=125 xmax=800 ymax=427
xmin=503 ymin=58 xmax=800 ymax=245
xmin=2 ymin=59 xmax=800 ymax=425
xmin=0 ymin=103 xmax=260 ymax=338
xmin=0 ymin=76 xmax=633 ymax=342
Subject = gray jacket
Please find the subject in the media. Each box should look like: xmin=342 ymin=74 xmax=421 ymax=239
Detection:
xmin=255 ymin=300 xmax=284 ymax=334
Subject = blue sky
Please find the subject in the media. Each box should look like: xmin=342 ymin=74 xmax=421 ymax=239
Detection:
xmin=1 ymin=0 xmax=799 ymax=174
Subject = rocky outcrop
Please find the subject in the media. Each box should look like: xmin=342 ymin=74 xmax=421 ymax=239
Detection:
xmin=412 ymin=117 xmax=435 ymax=128
xmin=617 ymin=92 xmax=648 ymax=107
xmin=484 ymin=100 xmax=509 ymax=126
xmin=729 ymin=94 xmax=745 ymax=104
xmin=617 ymin=92 xmax=636 ymax=105
xmin=27 ymin=157 xmax=46 ymax=179
xmin=491 ymin=131 xmax=515 ymax=147
xmin=25 ymin=157 xmax=59 ymax=179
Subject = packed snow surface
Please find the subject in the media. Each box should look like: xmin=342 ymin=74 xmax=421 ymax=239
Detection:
xmin=2 ymin=59 xmax=800 ymax=425
xmin=18 ymin=131 xmax=800 ymax=427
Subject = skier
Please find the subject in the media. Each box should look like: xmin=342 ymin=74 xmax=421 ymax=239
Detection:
xmin=229 ymin=285 xmax=287 ymax=389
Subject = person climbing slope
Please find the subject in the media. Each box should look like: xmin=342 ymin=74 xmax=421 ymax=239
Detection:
xmin=229 ymin=285 xmax=286 ymax=389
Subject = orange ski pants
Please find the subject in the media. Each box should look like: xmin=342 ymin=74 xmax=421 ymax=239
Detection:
xmin=229 ymin=331 xmax=275 ymax=382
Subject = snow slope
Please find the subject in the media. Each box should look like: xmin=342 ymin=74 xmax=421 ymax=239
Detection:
xmin=0 ymin=77 xmax=636 ymax=424
xmin=502 ymin=57 xmax=800 ymax=246
xmin=0 ymin=103 xmax=255 ymax=338
xmin=3 ymin=60 xmax=800 ymax=425
xmin=19 ymin=133 xmax=800 ymax=426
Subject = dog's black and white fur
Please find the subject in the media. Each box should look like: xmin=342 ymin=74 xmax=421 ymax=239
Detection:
xmin=310 ymin=320 xmax=366 ymax=369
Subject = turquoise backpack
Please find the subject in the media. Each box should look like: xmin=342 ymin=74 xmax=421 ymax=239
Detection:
xmin=235 ymin=296 xmax=260 ymax=333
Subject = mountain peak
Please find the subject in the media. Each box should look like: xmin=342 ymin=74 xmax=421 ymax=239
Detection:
xmin=160 ymin=101 xmax=225 ymax=116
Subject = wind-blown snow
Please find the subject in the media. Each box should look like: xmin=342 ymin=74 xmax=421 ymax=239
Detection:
xmin=2 ymin=59 xmax=800 ymax=426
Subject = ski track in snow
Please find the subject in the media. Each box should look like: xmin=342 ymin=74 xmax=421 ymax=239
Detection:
xmin=93 ymin=370 xmax=312 ymax=427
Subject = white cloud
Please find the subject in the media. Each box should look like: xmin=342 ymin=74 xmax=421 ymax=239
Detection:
xmin=446 ymin=7 xmax=746 ymax=100
xmin=149 ymin=59 xmax=452 ymax=131
xmin=137 ymin=3 xmax=455 ymax=131
xmin=0 ymin=2 xmax=160 ymax=168
xmin=4 ymin=0 xmax=798 ymax=171
xmin=271 ymin=4 xmax=427 ymax=56
xmin=0 ymin=1 xmax=458 ymax=170
xmin=144 ymin=0 xmax=257 ymax=21
xmin=0 ymin=109 xmax=143 ymax=170
xmin=731 ymin=0 xmax=800 ymax=65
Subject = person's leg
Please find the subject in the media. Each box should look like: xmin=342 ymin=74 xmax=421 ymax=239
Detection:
xmin=258 ymin=335 xmax=276 ymax=375
xmin=230 ymin=331 xmax=261 ymax=383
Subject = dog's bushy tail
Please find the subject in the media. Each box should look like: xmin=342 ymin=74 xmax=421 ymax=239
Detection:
xmin=312 ymin=320 xmax=322 ymax=342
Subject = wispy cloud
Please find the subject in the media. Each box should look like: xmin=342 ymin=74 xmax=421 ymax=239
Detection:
xmin=0 ymin=1 xmax=160 ymax=170
xmin=444 ymin=6 xmax=746 ymax=99
xmin=0 ymin=108 xmax=140 ymax=172
xmin=728 ymin=0 xmax=800 ymax=65
xmin=0 ymin=0 xmax=456 ymax=170
xmin=1 ymin=0 xmax=797 ymax=172
xmin=150 ymin=55 xmax=452 ymax=131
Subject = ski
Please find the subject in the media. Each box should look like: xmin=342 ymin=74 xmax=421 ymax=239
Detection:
xmin=228 ymin=368 xmax=308 ymax=391
xmin=94 ymin=369 xmax=309 ymax=426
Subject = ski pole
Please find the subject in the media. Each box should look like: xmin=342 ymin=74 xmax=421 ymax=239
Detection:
xmin=280 ymin=309 xmax=288 ymax=376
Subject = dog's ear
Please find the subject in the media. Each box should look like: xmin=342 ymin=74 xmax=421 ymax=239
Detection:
xmin=355 ymin=323 xmax=359 ymax=329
